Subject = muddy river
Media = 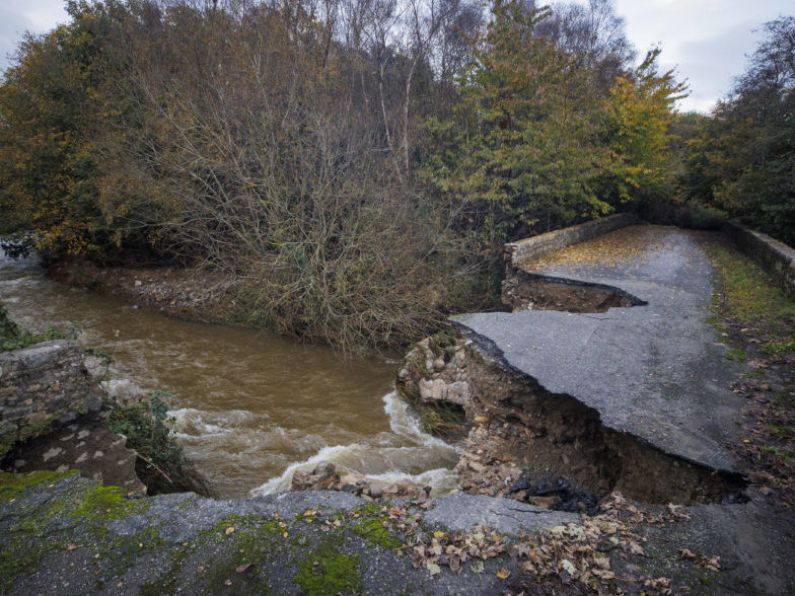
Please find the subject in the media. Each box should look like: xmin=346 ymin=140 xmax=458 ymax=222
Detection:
xmin=0 ymin=251 xmax=458 ymax=497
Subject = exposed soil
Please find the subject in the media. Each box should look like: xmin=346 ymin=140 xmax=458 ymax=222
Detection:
xmin=397 ymin=332 xmax=746 ymax=508
xmin=501 ymin=270 xmax=645 ymax=313
xmin=452 ymin=336 xmax=746 ymax=505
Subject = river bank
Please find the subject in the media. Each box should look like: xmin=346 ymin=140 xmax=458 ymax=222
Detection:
xmin=3 ymin=223 xmax=795 ymax=593
xmin=47 ymin=260 xmax=240 ymax=325
xmin=0 ymin=250 xmax=458 ymax=499
xmin=0 ymin=328 xmax=205 ymax=497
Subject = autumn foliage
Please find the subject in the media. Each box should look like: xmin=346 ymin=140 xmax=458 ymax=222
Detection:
xmin=0 ymin=0 xmax=685 ymax=348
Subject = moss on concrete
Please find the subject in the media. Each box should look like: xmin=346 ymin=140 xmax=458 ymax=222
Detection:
xmin=294 ymin=538 xmax=361 ymax=596
xmin=70 ymin=483 xmax=148 ymax=522
xmin=0 ymin=470 xmax=77 ymax=502
xmin=0 ymin=472 xmax=81 ymax=592
xmin=352 ymin=517 xmax=402 ymax=549
xmin=0 ymin=473 xmax=161 ymax=592
xmin=349 ymin=503 xmax=402 ymax=549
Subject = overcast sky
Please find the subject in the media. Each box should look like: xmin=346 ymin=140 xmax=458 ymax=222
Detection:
xmin=1 ymin=0 xmax=793 ymax=112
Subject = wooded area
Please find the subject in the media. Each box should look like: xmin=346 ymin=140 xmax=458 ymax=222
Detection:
xmin=0 ymin=0 xmax=792 ymax=349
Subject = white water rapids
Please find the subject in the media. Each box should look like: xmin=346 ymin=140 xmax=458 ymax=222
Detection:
xmin=1 ymin=249 xmax=460 ymax=497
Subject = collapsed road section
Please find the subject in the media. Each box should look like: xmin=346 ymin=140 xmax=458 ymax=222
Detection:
xmin=399 ymin=223 xmax=750 ymax=507
xmin=456 ymin=225 xmax=745 ymax=476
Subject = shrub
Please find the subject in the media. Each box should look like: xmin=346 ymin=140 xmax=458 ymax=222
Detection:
xmin=107 ymin=395 xmax=209 ymax=496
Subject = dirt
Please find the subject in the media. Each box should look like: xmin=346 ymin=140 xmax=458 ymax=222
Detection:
xmin=502 ymin=270 xmax=645 ymax=313
xmin=397 ymin=332 xmax=746 ymax=507
xmin=451 ymin=339 xmax=746 ymax=505
xmin=47 ymin=260 xmax=238 ymax=323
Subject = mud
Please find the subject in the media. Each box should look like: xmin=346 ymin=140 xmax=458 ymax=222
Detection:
xmin=399 ymin=332 xmax=747 ymax=506
xmin=501 ymin=269 xmax=646 ymax=313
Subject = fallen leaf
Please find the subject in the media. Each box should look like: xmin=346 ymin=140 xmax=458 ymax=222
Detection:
xmin=593 ymin=556 xmax=610 ymax=570
xmin=224 ymin=579 xmax=232 ymax=586
xmin=67 ymin=543 xmax=78 ymax=552
xmin=426 ymin=562 xmax=442 ymax=576
xmin=496 ymin=567 xmax=511 ymax=580
xmin=593 ymin=569 xmax=616 ymax=580
xmin=704 ymin=555 xmax=721 ymax=571
xmin=225 ymin=526 xmax=236 ymax=536
xmin=679 ymin=548 xmax=696 ymax=560
xmin=470 ymin=560 xmax=485 ymax=574
xmin=236 ymin=563 xmax=251 ymax=573
xmin=627 ymin=541 xmax=645 ymax=556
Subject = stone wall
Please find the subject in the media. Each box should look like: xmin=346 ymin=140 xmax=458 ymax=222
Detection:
xmin=0 ymin=341 xmax=101 ymax=458
xmin=504 ymin=213 xmax=639 ymax=271
xmin=723 ymin=222 xmax=795 ymax=298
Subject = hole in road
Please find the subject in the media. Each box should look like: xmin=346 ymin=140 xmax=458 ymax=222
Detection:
xmin=502 ymin=270 xmax=646 ymax=313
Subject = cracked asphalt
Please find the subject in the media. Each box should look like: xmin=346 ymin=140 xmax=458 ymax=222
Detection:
xmin=454 ymin=225 xmax=744 ymax=472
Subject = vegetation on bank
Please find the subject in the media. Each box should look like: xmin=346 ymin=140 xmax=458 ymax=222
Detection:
xmin=0 ymin=304 xmax=67 ymax=351
xmin=704 ymin=238 xmax=795 ymax=354
xmin=0 ymin=0 xmax=791 ymax=349
xmin=0 ymin=300 xmax=203 ymax=496
xmin=0 ymin=0 xmax=682 ymax=350
xmin=704 ymin=235 xmax=795 ymax=507
xmin=107 ymin=395 xmax=209 ymax=496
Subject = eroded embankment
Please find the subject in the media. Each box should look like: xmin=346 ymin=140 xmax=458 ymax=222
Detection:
xmin=501 ymin=269 xmax=647 ymax=313
xmin=397 ymin=330 xmax=746 ymax=509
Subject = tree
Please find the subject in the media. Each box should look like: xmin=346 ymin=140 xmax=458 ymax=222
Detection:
xmin=423 ymin=0 xmax=681 ymax=241
xmin=680 ymin=16 xmax=795 ymax=244
xmin=602 ymin=48 xmax=686 ymax=206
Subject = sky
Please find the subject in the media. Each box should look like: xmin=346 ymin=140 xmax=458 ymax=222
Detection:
xmin=0 ymin=0 xmax=793 ymax=113
xmin=611 ymin=0 xmax=793 ymax=112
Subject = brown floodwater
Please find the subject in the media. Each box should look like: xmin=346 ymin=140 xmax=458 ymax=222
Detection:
xmin=0 ymin=251 xmax=458 ymax=497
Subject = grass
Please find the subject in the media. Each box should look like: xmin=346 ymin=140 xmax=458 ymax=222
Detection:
xmin=703 ymin=235 xmax=795 ymax=506
xmin=0 ymin=304 xmax=69 ymax=351
xmin=703 ymin=240 xmax=795 ymax=327
xmin=703 ymin=238 xmax=795 ymax=352
xmin=725 ymin=347 xmax=747 ymax=362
